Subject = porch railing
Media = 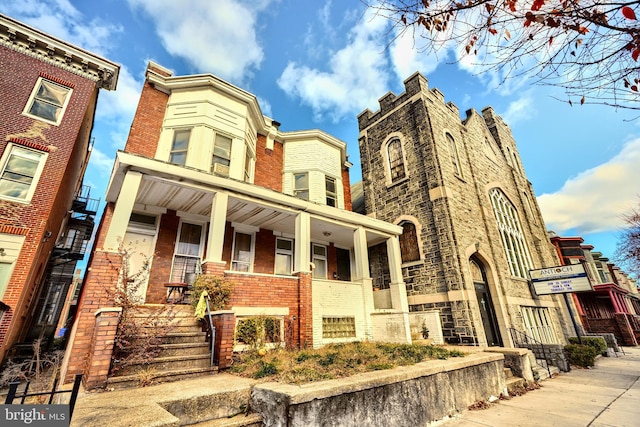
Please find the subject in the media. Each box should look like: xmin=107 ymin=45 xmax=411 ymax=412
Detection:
xmin=509 ymin=328 xmax=551 ymax=378
xmin=203 ymin=294 xmax=216 ymax=367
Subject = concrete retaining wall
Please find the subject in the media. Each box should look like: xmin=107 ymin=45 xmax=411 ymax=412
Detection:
xmin=251 ymin=352 xmax=506 ymax=427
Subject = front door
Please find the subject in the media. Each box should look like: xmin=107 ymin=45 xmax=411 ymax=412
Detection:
xmin=335 ymin=248 xmax=351 ymax=281
xmin=122 ymin=230 xmax=156 ymax=304
xmin=471 ymin=259 xmax=503 ymax=346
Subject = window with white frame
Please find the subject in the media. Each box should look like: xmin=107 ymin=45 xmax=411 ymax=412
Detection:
xmin=171 ymin=222 xmax=203 ymax=283
xmin=212 ymin=133 xmax=232 ymax=176
xmin=0 ymin=261 xmax=16 ymax=300
xmin=169 ymin=129 xmax=191 ymax=166
xmin=447 ymin=133 xmax=462 ymax=176
xmin=244 ymin=150 xmax=253 ymax=182
xmin=312 ymin=243 xmax=328 ymax=279
xmin=24 ymin=77 xmax=72 ymax=125
xmin=0 ymin=145 xmax=48 ymax=202
xmin=489 ymin=188 xmax=533 ymax=278
xmin=325 ymin=176 xmax=337 ymax=207
xmin=386 ymin=138 xmax=406 ymax=183
xmin=294 ymin=173 xmax=309 ymax=200
xmin=520 ymin=306 xmax=558 ymax=344
xmin=274 ymin=237 xmax=293 ymax=275
xmin=232 ymin=231 xmax=254 ymax=272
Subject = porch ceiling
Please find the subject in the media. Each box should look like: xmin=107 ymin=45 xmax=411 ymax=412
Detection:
xmin=134 ymin=177 xmax=386 ymax=248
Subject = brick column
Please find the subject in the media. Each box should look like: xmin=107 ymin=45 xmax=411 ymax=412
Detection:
xmin=201 ymin=261 xmax=226 ymax=276
xmin=64 ymin=250 xmax=121 ymax=383
xmin=84 ymin=307 xmax=121 ymax=389
xmin=211 ymin=311 xmax=235 ymax=369
xmin=296 ymin=272 xmax=313 ymax=349
xmin=614 ymin=313 xmax=638 ymax=346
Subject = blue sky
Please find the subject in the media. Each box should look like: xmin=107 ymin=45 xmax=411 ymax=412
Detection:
xmin=2 ymin=0 xmax=639 ymax=263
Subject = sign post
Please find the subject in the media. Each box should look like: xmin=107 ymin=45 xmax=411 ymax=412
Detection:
xmin=529 ymin=264 xmax=593 ymax=344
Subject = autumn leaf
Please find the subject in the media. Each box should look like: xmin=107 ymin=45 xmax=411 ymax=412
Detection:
xmin=631 ymin=85 xmax=638 ymax=92
xmin=505 ymin=29 xmax=511 ymax=40
xmin=401 ymin=14 xmax=407 ymax=25
xmin=622 ymin=6 xmax=637 ymax=20
xmin=531 ymin=0 xmax=545 ymax=11
xmin=489 ymin=28 xmax=498 ymax=35
xmin=633 ymin=49 xmax=640 ymax=61
xmin=549 ymin=36 xmax=554 ymax=45
xmin=580 ymin=96 xmax=585 ymax=105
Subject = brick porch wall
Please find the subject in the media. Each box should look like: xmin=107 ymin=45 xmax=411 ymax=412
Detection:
xmin=211 ymin=311 xmax=235 ymax=369
xmin=65 ymin=251 xmax=121 ymax=382
xmin=83 ymin=308 xmax=121 ymax=389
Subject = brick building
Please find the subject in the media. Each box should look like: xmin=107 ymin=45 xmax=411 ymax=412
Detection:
xmin=0 ymin=14 xmax=119 ymax=362
xmin=357 ymin=72 xmax=574 ymax=347
xmin=550 ymin=234 xmax=640 ymax=345
xmin=66 ymin=62 xmax=412 ymax=387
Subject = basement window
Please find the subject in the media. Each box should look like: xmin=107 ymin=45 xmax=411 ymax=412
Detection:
xmin=322 ymin=316 xmax=356 ymax=338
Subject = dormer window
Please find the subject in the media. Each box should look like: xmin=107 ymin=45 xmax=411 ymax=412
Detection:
xmin=212 ymin=133 xmax=232 ymax=176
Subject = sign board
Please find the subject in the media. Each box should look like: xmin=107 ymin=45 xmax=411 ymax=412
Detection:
xmin=529 ymin=264 xmax=593 ymax=295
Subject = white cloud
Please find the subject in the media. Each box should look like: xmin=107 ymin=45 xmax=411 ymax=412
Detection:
xmin=127 ymin=0 xmax=274 ymax=83
xmin=537 ymin=138 xmax=640 ymax=234
xmin=500 ymin=92 xmax=535 ymax=126
xmin=0 ymin=0 xmax=122 ymax=56
xmin=277 ymin=9 xmax=391 ymax=122
xmin=389 ymin=27 xmax=443 ymax=80
xmin=87 ymin=147 xmax=116 ymax=177
xmin=96 ymin=66 xmax=142 ymax=123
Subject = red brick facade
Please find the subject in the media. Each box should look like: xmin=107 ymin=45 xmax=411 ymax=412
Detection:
xmin=123 ymin=80 xmax=168 ymax=157
xmin=0 ymin=45 xmax=101 ymax=361
xmin=254 ymin=134 xmax=284 ymax=191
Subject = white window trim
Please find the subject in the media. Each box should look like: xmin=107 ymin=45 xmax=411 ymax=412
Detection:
xmin=0 ymin=143 xmax=49 ymax=204
xmin=170 ymin=220 xmax=206 ymax=282
xmin=293 ymin=172 xmax=309 ymax=200
xmin=212 ymin=132 xmax=233 ymax=176
xmin=231 ymin=229 xmax=256 ymax=273
xmin=325 ymin=175 xmax=337 ymax=207
xmin=275 ymin=237 xmax=294 ymax=276
xmin=311 ymin=243 xmax=328 ymax=279
xmin=490 ymin=188 xmax=533 ymax=279
xmin=23 ymin=77 xmax=73 ymax=126
xmin=169 ymin=128 xmax=191 ymax=166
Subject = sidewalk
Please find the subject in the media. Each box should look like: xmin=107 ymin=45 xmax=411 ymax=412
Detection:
xmin=436 ymin=347 xmax=640 ymax=427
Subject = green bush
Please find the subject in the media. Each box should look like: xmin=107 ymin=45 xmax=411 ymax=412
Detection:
xmin=568 ymin=336 xmax=607 ymax=355
xmin=565 ymin=344 xmax=597 ymax=367
xmin=235 ymin=316 xmax=282 ymax=348
xmin=190 ymin=275 xmax=233 ymax=311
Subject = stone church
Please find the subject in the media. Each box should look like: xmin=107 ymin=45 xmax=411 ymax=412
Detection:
xmin=357 ymin=72 xmax=573 ymax=347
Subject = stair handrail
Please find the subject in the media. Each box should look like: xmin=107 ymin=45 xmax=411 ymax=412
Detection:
xmin=508 ymin=327 xmax=552 ymax=378
xmin=204 ymin=294 xmax=216 ymax=367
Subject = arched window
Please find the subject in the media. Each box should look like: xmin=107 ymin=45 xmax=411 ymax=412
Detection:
xmin=446 ymin=133 xmax=462 ymax=176
xmin=399 ymin=221 xmax=420 ymax=263
xmin=386 ymin=138 xmax=406 ymax=182
xmin=489 ymin=188 xmax=533 ymax=278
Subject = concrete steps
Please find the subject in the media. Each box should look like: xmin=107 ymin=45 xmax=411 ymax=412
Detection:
xmin=532 ymin=359 xmax=560 ymax=381
xmin=107 ymin=304 xmax=215 ymax=389
xmin=503 ymin=367 xmax=526 ymax=394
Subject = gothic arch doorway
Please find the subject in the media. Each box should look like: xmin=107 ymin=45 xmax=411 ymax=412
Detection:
xmin=470 ymin=257 xmax=503 ymax=346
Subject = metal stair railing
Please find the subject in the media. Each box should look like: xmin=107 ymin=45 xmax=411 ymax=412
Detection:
xmin=203 ymin=294 xmax=216 ymax=367
xmin=509 ymin=327 xmax=552 ymax=378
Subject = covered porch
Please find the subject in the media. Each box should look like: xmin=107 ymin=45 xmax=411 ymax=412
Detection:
xmin=101 ymin=151 xmax=412 ymax=347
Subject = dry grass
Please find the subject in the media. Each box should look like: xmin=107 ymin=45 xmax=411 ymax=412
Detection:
xmin=229 ymin=341 xmax=465 ymax=384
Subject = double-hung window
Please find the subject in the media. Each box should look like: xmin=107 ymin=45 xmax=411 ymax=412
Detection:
xmin=275 ymin=238 xmax=293 ymax=275
xmin=312 ymin=244 xmax=328 ymax=279
xmin=294 ymin=173 xmax=309 ymax=200
xmin=212 ymin=134 xmax=232 ymax=176
xmin=171 ymin=222 xmax=203 ymax=283
xmin=325 ymin=176 xmax=337 ymax=207
xmin=170 ymin=129 xmax=191 ymax=166
xmin=232 ymin=231 xmax=254 ymax=272
xmin=0 ymin=145 xmax=48 ymax=202
xmin=24 ymin=77 xmax=72 ymax=125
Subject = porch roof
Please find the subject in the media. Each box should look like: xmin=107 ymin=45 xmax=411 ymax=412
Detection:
xmin=106 ymin=151 xmax=401 ymax=247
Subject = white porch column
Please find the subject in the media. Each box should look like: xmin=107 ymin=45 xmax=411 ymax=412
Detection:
xmin=294 ymin=212 xmax=311 ymax=273
xmin=103 ymin=171 xmax=142 ymax=251
xmin=354 ymin=227 xmax=374 ymax=340
xmin=386 ymin=236 xmax=410 ymax=311
xmin=353 ymin=227 xmax=370 ymax=281
xmin=204 ymin=192 xmax=228 ymax=264
xmin=387 ymin=235 xmax=412 ymax=343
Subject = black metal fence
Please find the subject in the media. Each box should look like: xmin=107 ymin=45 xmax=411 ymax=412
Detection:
xmin=4 ymin=374 xmax=82 ymax=419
